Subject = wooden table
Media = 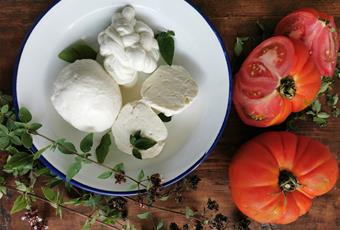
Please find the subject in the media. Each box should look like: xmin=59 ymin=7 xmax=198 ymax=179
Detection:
xmin=0 ymin=1 xmax=339 ymax=229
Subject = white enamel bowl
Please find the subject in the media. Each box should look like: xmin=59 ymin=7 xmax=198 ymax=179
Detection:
xmin=13 ymin=0 xmax=232 ymax=195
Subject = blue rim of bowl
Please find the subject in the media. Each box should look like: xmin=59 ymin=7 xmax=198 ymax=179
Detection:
xmin=12 ymin=0 xmax=233 ymax=196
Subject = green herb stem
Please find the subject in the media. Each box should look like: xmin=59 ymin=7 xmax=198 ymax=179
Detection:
xmin=32 ymin=131 xmax=146 ymax=188
xmin=125 ymin=196 xmax=202 ymax=222
xmin=5 ymin=185 xmax=121 ymax=230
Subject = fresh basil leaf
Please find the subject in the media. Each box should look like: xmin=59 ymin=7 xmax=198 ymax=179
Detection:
xmin=113 ymin=163 xmax=124 ymax=172
xmin=137 ymin=211 xmax=151 ymax=220
xmin=132 ymin=148 xmax=142 ymax=160
xmin=59 ymin=40 xmax=97 ymax=63
xmin=0 ymin=186 xmax=6 ymax=199
xmin=95 ymin=133 xmax=111 ymax=164
xmin=130 ymin=134 xmax=137 ymax=146
xmin=313 ymin=117 xmax=327 ymax=126
xmin=312 ymin=100 xmax=321 ymax=113
xmin=4 ymin=152 xmax=33 ymax=174
xmin=34 ymin=167 xmax=50 ymax=177
xmin=306 ymin=111 xmax=315 ymax=116
xmin=156 ymin=31 xmax=175 ymax=65
xmin=10 ymin=135 xmax=22 ymax=146
xmin=0 ymin=136 xmax=10 ymax=149
xmin=97 ymin=171 xmax=113 ymax=179
xmin=66 ymin=161 xmax=82 ymax=180
xmin=10 ymin=195 xmax=28 ymax=214
xmin=317 ymin=112 xmax=330 ymax=119
xmin=158 ymin=113 xmax=172 ymax=122
xmin=33 ymin=145 xmax=50 ymax=160
xmin=1 ymin=105 xmax=9 ymax=114
xmin=15 ymin=181 xmax=28 ymax=192
xmin=18 ymin=107 xmax=32 ymax=123
xmin=57 ymin=140 xmax=77 ymax=155
xmin=137 ymin=170 xmax=145 ymax=182
xmin=128 ymin=183 xmax=138 ymax=190
xmin=234 ymin=37 xmax=249 ymax=57
xmin=42 ymin=187 xmax=58 ymax=204
xmin=333 ymin=94 xmax=339 ymax=105
xmin=130 ymin=130 xmax=141 ymax=146
xmin=80 ymin=133 xmax=94 ymax=153
xmin=21 ymin=132 xmax=33 ymax=149
xmin=5 ymin=146 xmax=19 ymax=155
xmin=319 ymin=81 xmax=332 ymax=95
xmin=134 ymin=137 xmax=157 ymax=150
xmin=13 ymin=128 xmax=26 ymax=136
xmin=185 ymin=207 xmax=195 ymax=219
xmin=0 ymin=124 xmax=8 ymax=134
xmin=29 ymin=123 xmax=42 ymax=131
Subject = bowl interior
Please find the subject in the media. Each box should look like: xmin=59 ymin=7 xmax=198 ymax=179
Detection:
xmin=15 ymin=0 xmax=231 ymax=194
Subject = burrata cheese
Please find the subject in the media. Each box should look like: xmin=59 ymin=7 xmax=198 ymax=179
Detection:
xmin=51 ymin=59 xmax=122 ymax=133
xmin=141 ymin=65 xmax=199 ymax=116
xmin=112 ymin=101 xmax=168 ymax=159
xmin=98 ymin=6 xmax=160 ymax=86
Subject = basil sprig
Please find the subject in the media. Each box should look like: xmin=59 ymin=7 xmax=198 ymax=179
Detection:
xmin=58 ymin=40 xmax=97 ymax=63
xmin=155 ymin=31 xmax=175 ymax=66
xmin=130 ymin=131 xmax=157 ymax=160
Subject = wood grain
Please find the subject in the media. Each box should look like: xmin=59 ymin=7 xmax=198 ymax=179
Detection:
xmin=0 ymin=0 xmax=339 ymax=229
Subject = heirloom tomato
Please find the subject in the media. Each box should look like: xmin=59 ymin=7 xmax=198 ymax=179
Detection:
xmin=229 ymin=132 xmax=338 ymax=224
xmin=275 ymin=8 xmax=339 ymax=77
xmin=233 ymin=36 xmax=321 ymax=127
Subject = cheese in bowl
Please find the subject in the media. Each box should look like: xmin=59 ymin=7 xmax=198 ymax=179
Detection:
xmin=51 ymin=6 xmax=199 ymax=160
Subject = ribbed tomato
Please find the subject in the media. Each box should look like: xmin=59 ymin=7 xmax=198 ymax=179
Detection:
xmin=233 ymin=36 xmax=321 ymax=127
xmin=229 ymin=132 xmax=339 ymax=224
xmin=275 ymin=8 xmax=339 ymax=77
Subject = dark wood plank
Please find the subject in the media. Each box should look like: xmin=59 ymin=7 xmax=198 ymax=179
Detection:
xmin=191 ymin=0 xmax=340 ymax=17
xmin=0 ymin=1 xmax=339 ymax=230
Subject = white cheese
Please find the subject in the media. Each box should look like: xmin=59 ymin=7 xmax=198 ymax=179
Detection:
xmin=141 ymin=65 xmax=199 ymax=116
xmin=98 ymin=6 xmax=160 ymax=86
xmin=51 ymin=59 xmax=122 ymax=133
xmin=112 ymin=101 xmax=168 ymax=159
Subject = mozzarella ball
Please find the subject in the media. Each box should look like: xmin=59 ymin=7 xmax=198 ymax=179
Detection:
xmin=51 ymin=59 xmax=122 ymax=133
xmin=98 ymin=6 xmax=160 ymax=86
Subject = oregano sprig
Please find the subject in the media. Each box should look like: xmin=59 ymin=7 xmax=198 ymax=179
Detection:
xmin=0 ymin=92 xmax=248 ymax=230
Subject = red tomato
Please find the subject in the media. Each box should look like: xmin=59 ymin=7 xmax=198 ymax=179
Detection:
xmin=229 ymin=132 xmax=338 ymax=224
xmin=275 ymin=8 xmax=339 ymax=77
xmin=233 ymin=36 xmax=321 ymax=127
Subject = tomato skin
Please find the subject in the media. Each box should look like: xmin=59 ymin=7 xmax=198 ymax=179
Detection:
xmin=229 ymin=132 xmax=338 ymax=224
xmin=275 ymin=8 xmax=339 ymax=77
xmin=233 ymin=36 xmax=321 ymax=127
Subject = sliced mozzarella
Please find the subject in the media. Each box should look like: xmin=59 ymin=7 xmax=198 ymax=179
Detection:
xmin=51 ymin=59 xmax=122 ymax=133
xmin=141 ymin=65 xmax=199 ymax=116
xmin=112 ymin=101 xmax=168 ymax=159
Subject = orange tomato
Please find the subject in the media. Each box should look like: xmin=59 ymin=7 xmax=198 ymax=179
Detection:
xmin=229 ymin=132 xmax=338 ymax=224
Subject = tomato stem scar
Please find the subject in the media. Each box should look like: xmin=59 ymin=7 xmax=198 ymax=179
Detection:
xmin=279 ymin=170 xmax=299 ymax=192
xmin=278 ymin=77 xmax=296 ymax=100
